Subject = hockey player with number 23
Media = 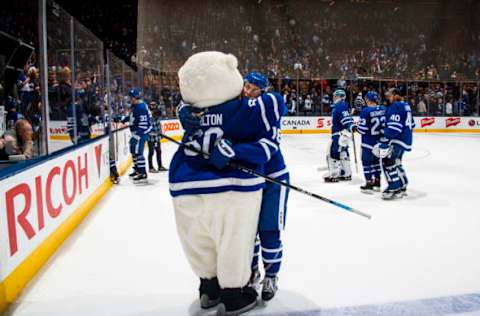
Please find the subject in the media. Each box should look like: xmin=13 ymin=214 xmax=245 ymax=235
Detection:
xmin=357 ymin=91 xmax=385 ymax=193
xmin=171 ymin=51 xmax=287 ymax=315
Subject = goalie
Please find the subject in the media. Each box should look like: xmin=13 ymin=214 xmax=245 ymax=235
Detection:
xmin=324 ymin=89 xmax=357 ymax=183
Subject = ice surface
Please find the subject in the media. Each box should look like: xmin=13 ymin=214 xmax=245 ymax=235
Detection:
xmin=6 ymin=133 xmax=480 ymax=316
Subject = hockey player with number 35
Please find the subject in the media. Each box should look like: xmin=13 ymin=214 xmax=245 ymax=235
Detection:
xmin=170 ymin=51 xmax=287 ymax=315
xmin=373 ymin=88 xmax=414 ymax=200
xmin=324 ymin=89 xmax=357 ymax=183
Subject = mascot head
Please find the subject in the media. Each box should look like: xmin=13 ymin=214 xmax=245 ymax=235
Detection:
xmin=178 ymin=51 xmax=243 ymax=108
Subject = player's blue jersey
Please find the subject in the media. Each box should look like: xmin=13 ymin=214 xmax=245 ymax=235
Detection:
xmin=130 ymin=101 xmax=152 ymax=135
xmin=331 ymin=100 xmax=354 ymax=135
xmin=169 ymin=92 xmax=286 ymax=197
xmin=384 ymin=101 xmax=414 ymax=151
xmin=357 ymin=105 xmax=386 ymax=149
xmin=262 ymin=94 xmax=288 ymax=179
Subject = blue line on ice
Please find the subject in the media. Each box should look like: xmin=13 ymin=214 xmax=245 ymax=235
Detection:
xmin=266 ymin=293 xmax=480 ymax=316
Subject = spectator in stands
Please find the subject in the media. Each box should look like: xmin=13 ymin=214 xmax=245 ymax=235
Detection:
xmin=0 ymin=119 xmax=34 ymax=159
xmin=304 ymin=94 xmax=312 ymax=113
xmin=5 ymin=96 xmax=24 ymax=129
xmin=445 ymin=99 xmax=453 ymax=116
xmin=17 ymin=65 xmax=37 ymax=115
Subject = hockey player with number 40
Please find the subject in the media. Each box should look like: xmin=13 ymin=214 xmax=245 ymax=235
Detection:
xmin=357 ymin=91 xmax=385 ymax=193
xmin=171 ymin=52 xmax=287 ymax=315
xmin=373 ymin=88 xmax=414 ymax=200
xmin=242 ymin=71 xmax=289 ymax=302
xmin=324 ymin=89 xmax=357 ymax=183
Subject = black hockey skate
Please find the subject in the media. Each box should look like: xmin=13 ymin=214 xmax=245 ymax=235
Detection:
xmin=261 ymin=276 xmax=278 ymax=301
xmin=110 ymin=174 xmax=120 ymax=184
xmin=199 ymin=277 xmax=221 ymax=309
xmin=360 ymin=181 xmax=376 ymax=194
xmin=128 ymin=170 xmax=138 ymax=178
xmin=400 ymin=186 xmax=408 ymax=197
xmin=324 ymin=176 xmax=339 ymax=183
xmin=149 ymin=168 xmax=159 ymax=173
xmin=133 ymin=173 xmax=148 ymax=184
xmin=338 ymin=175 xmax=352 ymax=181
xmin=158 ymin=166 xmax=168 ymax=172
xmin=216 ymin=287 xmax=257 ymax=316
xmin=373 ymin=178 xmax=381 ymax=192
xmin=382 ymin=188 xmax=403 ymax=200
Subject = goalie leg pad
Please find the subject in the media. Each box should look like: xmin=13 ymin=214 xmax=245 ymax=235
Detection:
xmin=339 ymin=149 xmax=352 ymax=178
xmin=326 ymin=154 xmax=342 ymax=178
xmin=382 ymin=146 xmax=405 ymax=191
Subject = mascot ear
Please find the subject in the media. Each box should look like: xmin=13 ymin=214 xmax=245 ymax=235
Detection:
xmin=225 ymin=54 xmax=238 ymax=70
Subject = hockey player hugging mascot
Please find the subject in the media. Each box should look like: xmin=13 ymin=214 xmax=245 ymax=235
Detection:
xmin=169 ymin=51 xmax=285 ymax=315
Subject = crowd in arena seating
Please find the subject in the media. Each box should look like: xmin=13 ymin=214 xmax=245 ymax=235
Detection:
xmin=1 ymin=0 xmax=480 ymax=160
xmin=139 ymin=0 xmax=480 ymax=81
xmin=274 ymin=78 xmax=479 ymax=117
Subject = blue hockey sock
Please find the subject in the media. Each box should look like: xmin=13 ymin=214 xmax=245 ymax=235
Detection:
xmin=259 ymin=230 xmax=283 ymax=278
xmin=136 ymin=155 xmax=146 ymax=174
xmin=384 ymin=164 xmax=402 ymax=191
xmin=371 ymin=162 xmax=382 ymax=180
xmin=363 ymin=165 xmax=372 ymax=182
xmin=397 ymin=164 xmax=408 ymax=188
xmin=133 ymin=156 xmax=137 ymax=171
xmin=251 ymin=236 xmax=260 ymax=270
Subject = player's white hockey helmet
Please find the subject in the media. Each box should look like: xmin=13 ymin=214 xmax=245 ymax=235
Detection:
xmin=178 ymin=51 xmax=243 ymax=108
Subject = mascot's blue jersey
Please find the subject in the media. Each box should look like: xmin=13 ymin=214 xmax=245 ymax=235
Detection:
xmin=384 ymin=101 xmax=414 ymax=151
xmin=357 ymin=105 xmax=386 ymax=149
xmin=331 ymin=100 xmax=354 ymax=135
xmin=169 ymin=92 xmax=287 ymax=197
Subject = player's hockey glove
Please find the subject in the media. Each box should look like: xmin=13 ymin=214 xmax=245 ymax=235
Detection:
xmin=373 ymin=141 xmax=392 ymax=158
xmin=177 ymin=102 xmax=202 ymax=135
xmin=338 ymin=130 xmax=352 ymax=147
xmin=209 ymin=139 xmax=235 ymax=169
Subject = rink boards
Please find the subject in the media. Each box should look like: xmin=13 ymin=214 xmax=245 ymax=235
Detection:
xmin=1 ymin=116 xmax=479 ymax=313
xmin=281 ymin=116 xmax=480 ymax=134
xmin=46 ymin=116 xmax=480 ymax=152
xmin=0 ymin=129 xmax=133 ymax=313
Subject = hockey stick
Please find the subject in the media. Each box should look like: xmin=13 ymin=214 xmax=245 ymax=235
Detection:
xmin=161 ymin=133 xmax=372 ymax=220
xmin=351 ymin=131 xmax=359 ymax=174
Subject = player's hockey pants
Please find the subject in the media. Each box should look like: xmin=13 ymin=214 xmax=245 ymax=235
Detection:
xmin=173 ymin=190 xmax=262 ymax=288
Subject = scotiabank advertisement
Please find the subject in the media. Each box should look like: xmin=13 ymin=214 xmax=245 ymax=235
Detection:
xmin=281 ymin=117 xmax=333 ymax=132
xmin=0 ymin=137 xmax=110 ymax=282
